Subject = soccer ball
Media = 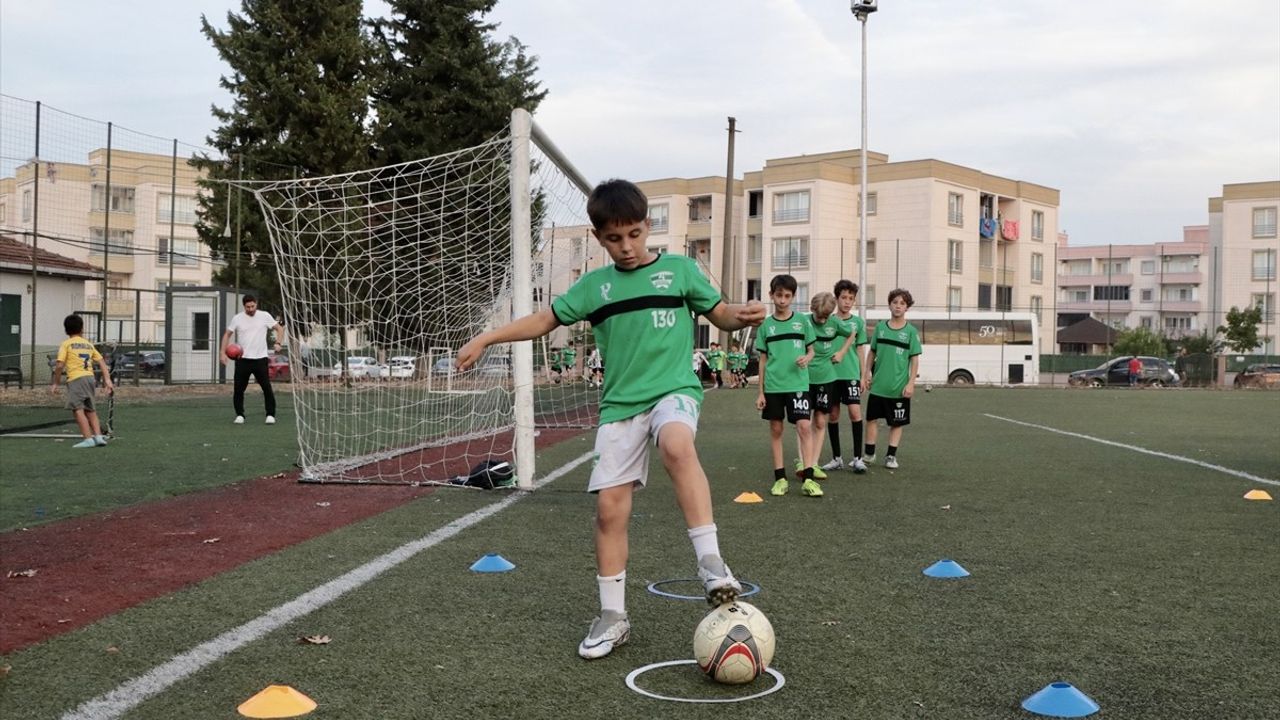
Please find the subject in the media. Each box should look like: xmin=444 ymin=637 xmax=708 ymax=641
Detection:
xmin=225 ymin=343 xmax=243 ymax=359
xmin=693 ymin=601 xmax=775 ymax=684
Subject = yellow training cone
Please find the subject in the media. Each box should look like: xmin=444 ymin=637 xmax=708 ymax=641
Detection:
xmin=1243 ymin=489 xmax=1273 ymax=501
xmin=238 ymin=685 xmax=317 ymax=718
xmin=734 ymin=492 xmax=764 ymax=504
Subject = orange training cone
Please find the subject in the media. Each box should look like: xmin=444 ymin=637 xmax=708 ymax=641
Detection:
xmin=238 ymin=685 xmax=317 ymax=718
xmin=734 ymin=492 xmax=764 ymax=504
xmin=1243 ymin=489 xmax=1273 ymax=501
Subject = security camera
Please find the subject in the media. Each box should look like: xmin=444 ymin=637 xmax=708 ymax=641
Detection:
xmin=851 ymin=0 xmax=878 ymax=15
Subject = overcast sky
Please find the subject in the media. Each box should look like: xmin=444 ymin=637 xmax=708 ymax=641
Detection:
xmin=3 ymin=0 xmax=1278 ymax=245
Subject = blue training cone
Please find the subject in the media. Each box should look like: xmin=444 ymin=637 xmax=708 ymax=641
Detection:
xmin=470 ymin=553 xmax=516 ymax=573
xmin=1021 ymin=681 xmax=1100 ymax=718
xmin=922 ymin=559 xmax=970 ymax=578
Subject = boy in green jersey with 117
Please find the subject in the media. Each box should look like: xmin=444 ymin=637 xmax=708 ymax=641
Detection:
xmin=861 ymin=288 xmax=922 ymax=470
xmin=822 ymin=279 xmax=869 ymax=474
xmin=754 ymin=274 xmax=823 ymax=498
xmin=457 ymin=179 xmax=766 ymax=660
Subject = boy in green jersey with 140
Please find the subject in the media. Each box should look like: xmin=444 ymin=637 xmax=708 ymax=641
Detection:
xmin=861 ymin=288 xmax=922 ymax=470
xmin=754 ymin=274 xmax=822 ymax=498
xmin=457 ymin=179 xmax=766 ymax=660
xmin=801 ymin=292 xmax=855 ymax=480
xmin=822 ymin=279 xmax=869 ymax=474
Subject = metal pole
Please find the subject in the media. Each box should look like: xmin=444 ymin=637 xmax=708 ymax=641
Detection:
xmin=720 ymin=117 xmax=738 ymax=350
xmin=29 ymin=102 xmax=41 ymax=385
xmin=234 ymin=154 xmax=243 ymax=296
xmin=510 ymin=109 xmax=536 ymax=491
xmin=100 ymin=123 xmax=114 ymax=342
xmin=857 ymin=11 xmax=870 ymax=319
xmin=169 ymin=139 xmax=178 ymax=290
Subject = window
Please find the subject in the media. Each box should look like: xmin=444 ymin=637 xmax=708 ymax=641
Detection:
xmin=1031 ymin=210 xmax=1044 ymax=241
xmin=795 ymin=283 xmax=810 ymax=306
xmin=1031 ymin=253 xmax=1043 ymax=283
xmin=1093 ymin=285 xmax=1130 ymax=301
xmin=859 ymin=238 xmax=877 ymax=263
xmin=1253 ymin=206 xmax=1277 ymax=238
xmin=1140 ymin=289 xmax=1153 ymax=302
xmin=747 ymin=234 xmax=761 ymax=264
xmin=746 ymin=279 xmax=761 ymax=302
xmin=947 ymin=286 xmax=962 ymax=311
xmin=772 ymin=236 xmax=809 ymax=270
xmin=1141 ymin=260 xmax=1155 ymax=275
xmin=978 ymin=283 xmax=992 ymax=310
xmin=772 ymin=190 xmax=810 ymax=223
xmin=688 ymin=196 xmax=712 ymax=222
xmin=158 ymin=236 xmax=200 ymax=266
xmin=22 ymin=190 xmax=32 ymax=221
xmin=89 ymin=228 xmax=135 ymax=255
xmin=0 ymin=199 xmax=6 ymax=223
xmin=996 ymin=285 xmax=1013 ymax=311
xmin=157 ymin=194 xmax=199 ymax=225
xmin=1103 ymin=259 xmax=1129 ymax=275
xmin=1063 ymin=259 xmax=1091 ymax=276
xmin=1030 ymin=295 xmax=1042 ymax=322
xmin=947 ymin=192 xmax=964 ymax=226
xmin=1253 ymin=249 xmax=1277 ymax=280
xmin=1140 ymin=316 xmax=1153 ymax=329
xmin=192 ymin=311 xmax=211 ymax=351
xmin=859 ymin=191 xmax=877 ymax=216
xmin=748 ymin=191 xmax=762 ymax=218
xmin=155 ymin=324 xmax=165 ymax=344
xmin=1162 ymin=256 xmax=1198 ymax=273
xmin=1067 ymin=288 xmax=1089 ymax=303
xmin=865 ymin=285 xmax=876 ymax=308
xmin=1253 ymin=293 xmax=1275 ymax=322
xmin=91 ymin=184 xmax=136 ymax=213
xmin=1163 ymin=286 xmax=1194 ymax=302
xmin=646 ymin=245 xmax=668 ymax=256
xmin=1164 ymin=316 xmax=1193 ymax=334
xmin=979 ymin=238 xmax=994 ymax=268
xmin=648 ymin=204 xmax=669 ymax=233
xmin=948 ymin=239 xmax=963 ymax=273
xmin=155 ymin=280 xmax=199 ymax=309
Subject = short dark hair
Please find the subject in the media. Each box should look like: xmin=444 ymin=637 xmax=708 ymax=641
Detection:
xmin=587 ymin=179 xmax=649 ymax=230
xmin=769 ymin=274 xmax=798 ymax=295
xmin=242 ymin=294 xmax=257 ymax=305
xmin=63 ymin=314 xmax=84 ymax=335
xmin=887 ymin=288 xmax=915 ymax=307
xmin=834 ymin=279 xmax=859 ymax=297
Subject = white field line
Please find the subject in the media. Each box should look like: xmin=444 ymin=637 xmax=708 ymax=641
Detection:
xmin=61 ymin=450 xmax=595 ymax=720
xmin=984 ymin=414 xmax=1279 ymax=487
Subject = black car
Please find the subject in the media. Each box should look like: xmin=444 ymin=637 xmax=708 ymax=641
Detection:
xmin=115 ymin=351 xmax=166 ymax=379
xmin=1068 ymin=356 xmax=1180 ymax=388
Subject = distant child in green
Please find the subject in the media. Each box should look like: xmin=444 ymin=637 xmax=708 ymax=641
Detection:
xmin=707 ymin=342 xmax=726 ymax=388
xmin=50 ymin=314 xmax=115 ymax=448
xmin=457 ymin=179 xmax=766 ymax=660
xmin=552 ymin=341 xmax=578 ymax=383
xmin=754 ymin=274 xmax=822 ymax=498
xmin=861 ymin=288 xmax=922 ymax=470
xmin=727 ymin=341 xmax=746 ymax=388
xmin=801 ymin=291 xmax=855 ymax=480
xmin=823 ymin=279 xmax=869 ymax=474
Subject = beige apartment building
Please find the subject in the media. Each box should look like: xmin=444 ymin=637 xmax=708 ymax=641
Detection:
xmin=0 ymin=149 xmax=213 ymax=344
xmin=1209 ymin=181 xmax=1278 ymax=353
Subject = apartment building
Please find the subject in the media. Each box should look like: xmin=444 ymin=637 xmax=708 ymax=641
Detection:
xmin=1209 ymin=181 xmax=1278 ymax=354
xmin=0 ymin=150 xmax=213 ymax=343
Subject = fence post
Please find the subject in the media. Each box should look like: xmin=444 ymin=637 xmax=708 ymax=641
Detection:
xmin=28 ymin=102 xmax=42 ymax=388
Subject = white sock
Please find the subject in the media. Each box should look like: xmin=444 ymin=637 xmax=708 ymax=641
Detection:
xmin=597 ymin=571 xmax=626 ymax=614
xmin=687 ymin=524 xmax=720 ymax=562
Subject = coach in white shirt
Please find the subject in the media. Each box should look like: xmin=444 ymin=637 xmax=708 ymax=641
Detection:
xmin=220 ymin=294 xmax=285 ymax=425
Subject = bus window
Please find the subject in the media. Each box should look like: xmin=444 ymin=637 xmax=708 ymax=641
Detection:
xmin=1008 ymin=319 xmax=1034 ymax=345
xmin=969 ymin=320 xmax=1008 ymax=345
xmin=921 ymin=319 xmax=968 ymax=345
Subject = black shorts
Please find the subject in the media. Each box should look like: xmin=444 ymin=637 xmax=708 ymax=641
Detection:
xmin=833 ymin=378 xmax=862 ymax=406
xmin=866 ymin=393 xmax=911 ymax=426
xmin=809 ymin=382 xmax=833 ymax=413
xmin=761 ymin=391 xmax=812 ymax=424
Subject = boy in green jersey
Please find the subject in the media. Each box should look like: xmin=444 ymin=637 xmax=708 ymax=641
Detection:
xmin=822 ymin=279 xmax=869 ymax=474
xmin=754 ymin=274 xmax=823 ymax=498
xmin=802 ymin=292 xmax=855 ymax=479
xmin=861 ymin=288 xmax=922 ymax=470
xmin=707 ymin=342 xmax=726 ymax=388
xmin=457 ymin=179 xmax=766 ymax=660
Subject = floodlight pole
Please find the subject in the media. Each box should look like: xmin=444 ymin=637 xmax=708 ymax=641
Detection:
xmin=851 ymin=1 xmax=877 ymax=318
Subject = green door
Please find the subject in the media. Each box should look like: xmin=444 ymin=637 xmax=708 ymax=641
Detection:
xmin=0 ymin=293 xmax=21 ymax=369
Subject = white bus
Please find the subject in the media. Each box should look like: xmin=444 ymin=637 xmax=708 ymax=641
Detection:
xmin=864 ymin=310 xmax=1040 ymax=386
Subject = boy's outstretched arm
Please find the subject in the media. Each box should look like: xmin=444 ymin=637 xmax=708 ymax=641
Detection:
xmin=457 ymin=308 xmax=559 ymax=370
xmin=705 ymin=300 xmax=766 ymax=331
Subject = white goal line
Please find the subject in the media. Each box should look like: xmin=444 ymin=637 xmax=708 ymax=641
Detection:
xmin=983 ymin=414 xmax=1279 ymax=487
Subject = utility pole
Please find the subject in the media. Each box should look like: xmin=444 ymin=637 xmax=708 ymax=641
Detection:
xmin=851 ymin=0 xmax=878 ymax=318
xmin=719 ymin=117 xmax=739 ymax=349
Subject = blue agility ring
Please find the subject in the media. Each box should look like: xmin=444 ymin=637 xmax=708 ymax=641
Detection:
xmin=625 ymin=659 xmax=785 ymax=703
xmin=646 ymin=578 xmax=760 ymax=601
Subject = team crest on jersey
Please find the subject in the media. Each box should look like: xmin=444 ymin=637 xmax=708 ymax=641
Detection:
xmin=650 ymin=271 xmax=675 ymax=290
xmin=791 ymin=322 xmax=803 ymax=332
xmin=600 ymin=282 xmax=612 ymax=301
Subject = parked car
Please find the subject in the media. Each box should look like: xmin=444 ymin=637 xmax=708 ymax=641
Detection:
xmin=432 ymin=357 xmax=456 ymax=376
xmin=267 ymin=354 xmax=291 ymax=381
xmin=1233 ymin=363 xmax=1280 ymax=389
xmin=379 ymin=356 xmax=417 ymax=379
xmin=332 ymin=356 xmax=378 ymax=379
xmin=1068 ymin=356 xmax=1181 ymax=387
xmin=115 ymin=351 xmax=166 ymax=379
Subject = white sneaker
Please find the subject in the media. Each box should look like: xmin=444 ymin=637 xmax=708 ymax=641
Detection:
xmin=864 ymin=454 xmax=875 ymax=465
xmin=851 ymin=457 xmax=868 ymax=474
xmin=885 ymin=455 xmax=899 ymax=469
xmin=697 ymin=555 xmax=743 ymax=607
xmin=234 ymin=416 xmax=245 ymax=425
xmin=820 ymin=457 xmax=845 ymax=471
xmin=578 ymin=610 xmax=630 ymax=659
xmin=265 ymin=416 xmax=276 ymax=425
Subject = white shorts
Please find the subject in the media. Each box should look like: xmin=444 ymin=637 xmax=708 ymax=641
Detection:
xmin=588 ymin=393 xmax=700 ymax=493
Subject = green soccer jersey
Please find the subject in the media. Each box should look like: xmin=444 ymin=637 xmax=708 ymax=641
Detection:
xmin=708 ymin=349 xmax=726 ymax=371
xmin=758 ymin=312 xmax=815 ymax=393
xmin=833 ymin=313 xmax=868 ymax=381
xmin=560 ymin=347 xmax=577 ymax=367
xmin=807 ymin=313 xmax=851 ymax=385
xmin=729 ymin=351 xmax=746 ymax=372
xmin=868 ymin=319 xmax=922 ymax=397
xmin=552 ymin=254 xmax=722 ymax=424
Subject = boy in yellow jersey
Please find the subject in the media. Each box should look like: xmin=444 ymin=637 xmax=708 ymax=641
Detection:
xmin=50 ymin=314 xmax=115 ymax=448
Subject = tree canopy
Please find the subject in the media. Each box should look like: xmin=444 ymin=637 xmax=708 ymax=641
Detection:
xmin=1218 ymin=304 xmax=1264 ymax=353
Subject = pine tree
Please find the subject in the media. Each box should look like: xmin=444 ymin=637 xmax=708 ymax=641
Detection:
xmin=194 ymin=0 xmax=372 ymax=314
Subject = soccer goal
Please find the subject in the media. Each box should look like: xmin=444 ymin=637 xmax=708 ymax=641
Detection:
xmin=248 ymin=109 xmax=595 ymax=487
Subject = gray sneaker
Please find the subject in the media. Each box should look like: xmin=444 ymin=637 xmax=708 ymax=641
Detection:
xmin=851 ymin=457 xmax=868 ymax=474
xmin=578 ymin=610 xmax=630 ymax=659
xmin=820 ymin=457 xmax=844 ymax=471
xmin=864 ymin=454 xmax=876 ymax=465
xmin=885 ymin=455 xmax=899 ymax=469
xmin=697 ymin=555 xmax=743 ymax=607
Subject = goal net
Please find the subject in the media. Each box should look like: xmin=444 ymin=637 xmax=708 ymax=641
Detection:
xmin=248 ymin=109 xmax=596 ymax=486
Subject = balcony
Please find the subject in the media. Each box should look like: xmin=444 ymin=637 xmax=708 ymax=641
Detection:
xmin=1054 ymin=272 xmax=1133 ymax=286
xmin=773 ymin=208 xmax=810 ymax=224
xmin=1157 ymin=300 xmax=1201 ymax=313
xmin=84 ymin=254 xmax=135 ymax=274
xmin=1159 ymin=271 xmax=1202 ymax=284
xmin=1057 ymin=299 xmax=1134 ymax=313
xmin=85 ymin=294 xmax=137 ymax=318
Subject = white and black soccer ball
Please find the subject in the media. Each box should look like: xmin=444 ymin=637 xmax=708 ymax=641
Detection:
xmin=693 ymin=601 xmax=775 ymax=684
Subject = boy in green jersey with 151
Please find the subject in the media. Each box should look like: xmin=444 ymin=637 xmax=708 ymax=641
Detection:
xmin=754 ymin=274 xmax=822 ymax=498
xmin=861 ymin=288 xmax=922 ymax=470
xmin=457 ymin=179 xmax=766 ymax=660
xmin=801 ymin=292 xmax=855 ymax=480
xmin=822 ymin=279 xmax=869 ymax=474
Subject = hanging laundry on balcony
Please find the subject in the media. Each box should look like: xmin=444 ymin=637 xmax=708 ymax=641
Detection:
xmin=1001 ymin=219 xmax=1020 ymax=240
xmin=979 ymin=217 xmax=997 ymax=238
